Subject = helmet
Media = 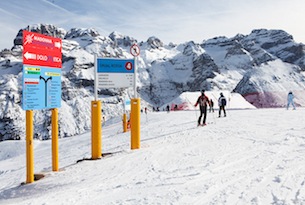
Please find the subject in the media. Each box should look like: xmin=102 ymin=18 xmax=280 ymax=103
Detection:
xmin=220 ymin=92 xmax=223 ymax=96
xmin=201 ymin=89 xmax=205 ymax=94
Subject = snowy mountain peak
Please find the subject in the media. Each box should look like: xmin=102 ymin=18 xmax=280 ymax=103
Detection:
xmin=13 ymin=24 xmax=66 ymax=47
xmin=146 ymin=36 xmax=164 ymax=49
xmin=65 ymin=28 xmax=100 ymax=39
xmin=108 ymin=31 xmax=137 ymax=47
xmin=1 ymin=25 xmax=305 ymax=141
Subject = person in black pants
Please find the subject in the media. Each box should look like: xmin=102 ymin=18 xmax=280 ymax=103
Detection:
xmin=218 ymin=92 xmax=227 ymax=117
xmin=194 ymin=90 xmax=210 ymax=126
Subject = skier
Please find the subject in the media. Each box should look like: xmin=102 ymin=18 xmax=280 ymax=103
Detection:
xmin=166 ymin=105 xmax=170 ymax=113
xmin=194 ymin=90 xmax=210 ymax=126
xmin=218 ymin=92 xmax=227 ymax=117
xmin=209 ymin=99 xmax=214 ymax=113
xmin=287 ymin=91 xmax=296 ymax=110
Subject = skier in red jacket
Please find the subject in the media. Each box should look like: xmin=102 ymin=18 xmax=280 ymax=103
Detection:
xmin=194 ymin=90 xmax=210 ymax=126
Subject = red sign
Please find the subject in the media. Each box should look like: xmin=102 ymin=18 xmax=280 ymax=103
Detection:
xmin=23 ymin=30 xmax=62 ymax=68
xmin=23 ymin=46 xmax=62 ymax=68
xmin=130 ymin=44 xmax=140 ymax=57
xmin=23 ymin=30 xmax=62 ymax=51
xmin=125 ymin=62 xmax=133 ymax=70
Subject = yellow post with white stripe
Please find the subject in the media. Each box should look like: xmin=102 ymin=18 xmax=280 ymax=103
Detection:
xmin=131 ymin=98 xmax=140 ymax=149
xmin=52 ymin=108 xmax=59 ymax=171
xmin=91 ymin=100 xmax=102 ymax=159
xmin=26 ymin=110 xmax=34 ymax=183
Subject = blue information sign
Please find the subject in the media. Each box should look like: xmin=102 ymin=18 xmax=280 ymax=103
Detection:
xmin=97 ymin=58 xmax=134 ymax=73
xmin=97 ymin=58 xmax=135 ymax=88
xmin=22 ymin=65 xmax=61 ymax=110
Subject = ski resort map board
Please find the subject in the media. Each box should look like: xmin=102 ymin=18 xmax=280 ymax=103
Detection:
xmin=96 ymin=58 xmax=135 ymax=88
xmin=22 ymin=30 xmax=62 ymax=110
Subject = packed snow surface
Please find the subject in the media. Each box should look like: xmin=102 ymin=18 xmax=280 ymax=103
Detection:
xmin=1 ymin=108 xmax=305 ymax=204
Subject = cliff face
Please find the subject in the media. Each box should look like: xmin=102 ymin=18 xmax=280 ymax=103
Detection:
xmin=1 ymin=24 xmax=305 ymax=140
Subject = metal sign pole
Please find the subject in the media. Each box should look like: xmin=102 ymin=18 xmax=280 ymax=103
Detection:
xmin=94 ymin=54 xmax=98 ymax=101
xmin=131 ymin=48 xmax=140 ymax=149
xmin=134 ymin=56 xmax=137 ymax=98
xmin=91 ymin=54 xmax=102 ymax=159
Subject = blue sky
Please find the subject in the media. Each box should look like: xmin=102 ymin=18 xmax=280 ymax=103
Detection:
xmin=1 ymin=0 xmax=305 ymax=49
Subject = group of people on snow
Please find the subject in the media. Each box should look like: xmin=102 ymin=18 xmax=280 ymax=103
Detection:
xmin=194 ymin=90 xmax=227 ymax=126
xmin=193 ymin=90 xmax=297 ymax=126
xmin=134 ymin=90 xmax=296 ymax=128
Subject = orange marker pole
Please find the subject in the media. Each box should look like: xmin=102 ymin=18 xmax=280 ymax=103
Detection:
xmin=131 ymin=98 xmax=140 ymax=149
xmin=91 ymin=100 xmax=102 ymax=159
xmin=52 ymin=108 xmax=59 ymax=171
xmin=123 ymin=113 xmax=128 ymax=132
xmin=26 ymin=110 xmax=34 ymax=183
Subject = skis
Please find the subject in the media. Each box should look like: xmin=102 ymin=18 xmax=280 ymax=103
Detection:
xmin=197 ymin=122 xmax=216 ymax=127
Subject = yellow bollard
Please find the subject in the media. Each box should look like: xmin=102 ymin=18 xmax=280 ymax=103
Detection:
xmin=26 ymin=110 xmax=34 ymax=183
xmin=91 ymin=100 xmax=102 ymax=159
xmin=123 ymin=113 xmax=128 ymax=132
xmin=131 ymin=98 xmax=141 ymax=149
xmin=52 ymin=108 xmax=59 ymax=171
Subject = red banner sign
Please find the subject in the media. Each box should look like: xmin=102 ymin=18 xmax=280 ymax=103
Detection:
xmin=23 ymin=30 xmax=62 ymax=68
xmin=23 ymin=46 xmax=62 ymax=68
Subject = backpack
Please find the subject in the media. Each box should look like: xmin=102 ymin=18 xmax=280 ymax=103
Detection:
xmin=221 ymin=98 xmax=226 ymax=106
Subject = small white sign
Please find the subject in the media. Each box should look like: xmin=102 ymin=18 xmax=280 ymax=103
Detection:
xmin=97 ymin=73 xmax=134 ymax=88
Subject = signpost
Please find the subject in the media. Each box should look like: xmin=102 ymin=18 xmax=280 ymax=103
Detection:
xmin=129 ymin=44 xmax=141 ymax=149
xmin=22 ymin=31 xmax=62 ymax=110
xmin=22 ymin=30 xmax=62 ymax=183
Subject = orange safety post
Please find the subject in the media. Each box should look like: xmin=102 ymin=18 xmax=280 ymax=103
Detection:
xmin=131 ymin=98 xmax=141 ymax=149
xmin=26 ymin=110 xmax=34 ymax=183
xmin=91 ymin=100 xmax=102 ymax=159
xmin=52 ymin=108 xmax=59 ymax=171
xmin=123 ymin=113 xmax=128 ymax=132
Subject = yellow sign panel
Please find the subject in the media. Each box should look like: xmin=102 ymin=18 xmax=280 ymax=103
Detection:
xmin=45 ymin=72 xmax=60 ymax=77
xmin=25 ymin=67 xmax=41 ymax=71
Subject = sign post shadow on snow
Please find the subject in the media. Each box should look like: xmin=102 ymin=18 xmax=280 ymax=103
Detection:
xmin=22 ymin=30 xmax=62 ymax=183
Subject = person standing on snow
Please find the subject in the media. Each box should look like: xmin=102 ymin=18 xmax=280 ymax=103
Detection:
xmin=218 ymin=92 xmax=227 ymax=117
xmin=166 ymin=105 xmax=170 ymax=113
xmin=209 ymin=99 xmax=214 ymax=113
xmin=287 ymin=91 xmax=296 ymax=110
xmin=194 ymin=90 xmax=210 ymax=126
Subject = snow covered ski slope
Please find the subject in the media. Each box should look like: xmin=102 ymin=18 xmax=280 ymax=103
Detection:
xmin=1 ymin=108 xmax=305 ymax=204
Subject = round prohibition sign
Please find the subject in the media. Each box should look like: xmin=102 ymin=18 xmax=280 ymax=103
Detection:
xmin=130 ymin=44 xmax=140 ymax=57
xmin=125 ymin=61 xmax=133 ymax=70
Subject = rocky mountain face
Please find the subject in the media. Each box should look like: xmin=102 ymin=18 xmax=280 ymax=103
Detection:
xmin=1 ymin=24 xmax=305 ymax=141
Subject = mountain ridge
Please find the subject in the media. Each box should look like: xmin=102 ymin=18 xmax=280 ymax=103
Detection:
xmin=1 ymin=24 xmax=305 ymax=141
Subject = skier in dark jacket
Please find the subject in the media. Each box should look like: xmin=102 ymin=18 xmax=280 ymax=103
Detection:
xmin=218 ymin=92 xmax=227 ymax=117
xmin=194 ymin=90 xmax=210 ymax=126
